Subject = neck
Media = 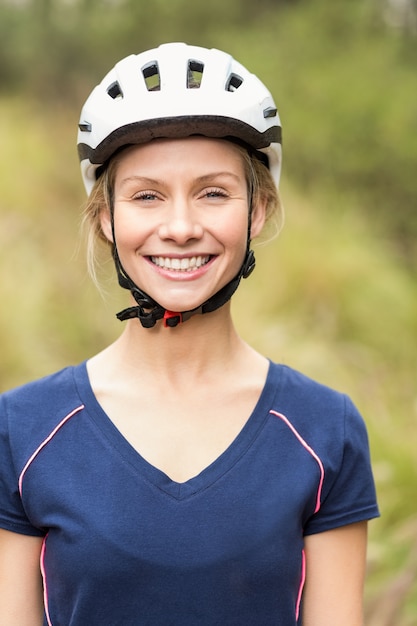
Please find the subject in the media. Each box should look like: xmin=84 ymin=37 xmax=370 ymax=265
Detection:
xmin=94 ymin=303 xmax=252 ymax=384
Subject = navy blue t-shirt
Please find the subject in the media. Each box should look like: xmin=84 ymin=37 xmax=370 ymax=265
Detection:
xmin=0 ymin=361 xmax=379 ymax=625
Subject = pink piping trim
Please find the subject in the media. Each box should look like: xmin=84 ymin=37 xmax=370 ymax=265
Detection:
xmin=269 ymin=410 xmax=325 ymax=513
xmin=19 ymin=405 xmax=84 ymax=626
xmin=295 ymin=548 xmax=306 ymax=621
xmin=40 ymin=534 xmax=53 ymax=626
xmin=18 ymin=405 xmax=85 ymax=498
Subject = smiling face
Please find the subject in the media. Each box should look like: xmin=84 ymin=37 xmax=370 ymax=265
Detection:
xmin=99 ymin=137 xmax=266 ymax=314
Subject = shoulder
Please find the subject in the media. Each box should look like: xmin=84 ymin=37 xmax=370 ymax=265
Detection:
xmin=1 ymin=365 xmax=79 ymax=402
xmin=267 ymin=362 xmax=367 ymax=456
xmin=1 ymin=365 xmax=84 ymax=420
xmin=270 ymin=362 xmax=350 ymax=416
xmin=0 ymin=364 xmax=86 ymax=468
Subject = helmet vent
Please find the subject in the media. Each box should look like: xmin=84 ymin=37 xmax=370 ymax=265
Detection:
xmin=263 ymin=106 xmax=278 ymax=119
xmin=78 ymin=121 xmax=92 ymax=132
xmin=187 ymin=60 xmax=204 ymax=89
xmin=226 ymin=74 xmax=243 ymax=92
xmin=142 ymin=62 xmax=161 ymax=91
xmin=107 ymin=81 xmax=123 ymax=100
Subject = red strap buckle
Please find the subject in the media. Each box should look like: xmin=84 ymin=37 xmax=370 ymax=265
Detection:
xmin=163 ymin=310 xmax=183 ymax=328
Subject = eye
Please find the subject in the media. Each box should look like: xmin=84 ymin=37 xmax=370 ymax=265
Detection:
xmin=202 ymin=188 xmax=229 ymax=199
xmin=133 ymin=190 xmax=160 ymax=202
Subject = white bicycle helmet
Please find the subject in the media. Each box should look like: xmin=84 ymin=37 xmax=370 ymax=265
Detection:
xmin=77 ymin=43 xmax=282 ymax=328
xmin=77 ymin=42 xmax=281 ymax=195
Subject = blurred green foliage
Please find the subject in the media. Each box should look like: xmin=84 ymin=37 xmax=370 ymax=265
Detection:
xmin=0 ymin=0 xmax=416 ymax=623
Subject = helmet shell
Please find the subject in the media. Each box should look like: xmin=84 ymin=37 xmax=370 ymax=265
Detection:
xmin=77 ymin=42 xmax=282 ymax=195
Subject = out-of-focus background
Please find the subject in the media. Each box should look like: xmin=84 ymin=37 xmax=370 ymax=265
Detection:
xmin=0 ymin=0 xmax=416 ymax=622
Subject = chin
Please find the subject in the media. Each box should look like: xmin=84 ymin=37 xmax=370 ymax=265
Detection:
xmin=149 ymin=287 xmax=215 ymax=313
xmin=157 ymin=297 xmax=206 ymax=313
xmin=139 ymin=274 xmax=237 ymax=314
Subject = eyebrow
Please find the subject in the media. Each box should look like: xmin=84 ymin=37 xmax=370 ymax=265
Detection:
xmin=118 ymin=172 xmax=242 ymax=187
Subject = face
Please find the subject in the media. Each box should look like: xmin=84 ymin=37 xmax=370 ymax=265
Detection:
xmin=100 ymin=137 xmax=266 ymax=314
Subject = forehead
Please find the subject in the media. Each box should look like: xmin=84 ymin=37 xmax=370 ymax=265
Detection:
xmin=113 ymin=136 xmax=247 ymax=179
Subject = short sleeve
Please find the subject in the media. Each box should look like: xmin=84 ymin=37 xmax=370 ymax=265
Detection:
xmin=304 ymin=395 xmax=380 ymax=535
xmin=0 ymin=395 xmax=45 ymax=537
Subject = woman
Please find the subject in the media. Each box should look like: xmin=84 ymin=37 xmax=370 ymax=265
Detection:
xmin=0 ymin=43 xmax=379 ymax=625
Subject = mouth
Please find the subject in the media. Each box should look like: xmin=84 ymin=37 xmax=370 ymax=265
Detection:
xmin=150 ymin=255 xmax=212 ymax=272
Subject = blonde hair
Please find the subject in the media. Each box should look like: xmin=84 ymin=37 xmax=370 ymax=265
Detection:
xmin=82 ymin=142 xmax=284 ymax=286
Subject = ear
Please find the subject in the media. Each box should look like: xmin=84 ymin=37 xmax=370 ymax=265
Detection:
xmin=99 ymin=206 xmax=114 ymax=243
xmin=250 ymin=197 xmax=267 ymax=239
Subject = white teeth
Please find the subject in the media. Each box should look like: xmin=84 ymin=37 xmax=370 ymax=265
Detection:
xmin=151 ymin=255 xmax=210 ymax=271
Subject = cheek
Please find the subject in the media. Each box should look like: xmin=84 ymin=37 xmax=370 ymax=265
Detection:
xmin=228 ymin=207 xmax=249 ymax=241
xmin=228 ymin=224 xmax=248 ymax=253
xmin=219 ymin=210 xmax=249 ymax=260
xmin=112 ymin=207 xmax=149 ymax=251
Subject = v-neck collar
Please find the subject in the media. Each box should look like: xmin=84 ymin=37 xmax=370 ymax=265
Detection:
xmin=73 ymin=360 xmax=280 ymax=500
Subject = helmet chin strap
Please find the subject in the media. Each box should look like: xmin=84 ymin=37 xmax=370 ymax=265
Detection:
xmin=115 ymin=247 xmax=255 ymax=328
xmin=112 ymin=191 xmax=255 ymax=329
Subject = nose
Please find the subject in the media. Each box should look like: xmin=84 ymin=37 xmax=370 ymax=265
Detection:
xmin=158 ymin=198 xmax=204 ymax=244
